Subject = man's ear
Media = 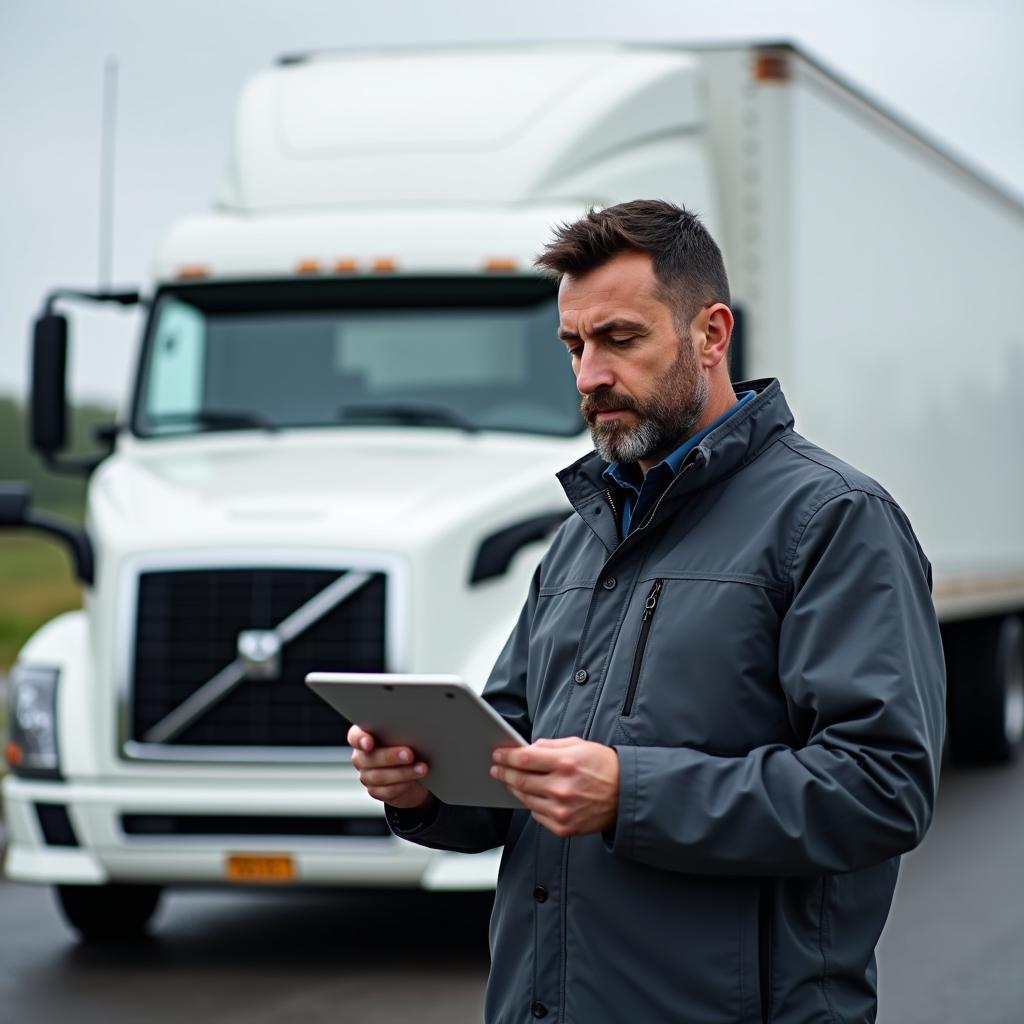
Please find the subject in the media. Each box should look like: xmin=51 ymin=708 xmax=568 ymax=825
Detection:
xmin=694 ymin=303 xmax=734 ymax=369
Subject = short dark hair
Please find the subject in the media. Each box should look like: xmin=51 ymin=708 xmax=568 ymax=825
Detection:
xmin=534 ymin=199 xmax=730 ymax=330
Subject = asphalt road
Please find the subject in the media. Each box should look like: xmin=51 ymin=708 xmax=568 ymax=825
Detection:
xmin=0 ymin=882 xmax=491 ymax=1023
xmin=876 ymin=755 xmax=1024 ymax=1024
xmin=1 ymin=755 xmax=1023 ymax=1023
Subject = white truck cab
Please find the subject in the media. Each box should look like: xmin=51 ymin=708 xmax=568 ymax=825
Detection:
xmin=4 ymin=43 xmax=1023 ymax=942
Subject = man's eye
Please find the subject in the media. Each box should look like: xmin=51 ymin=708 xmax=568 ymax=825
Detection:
xmin=567 ymin=346 xmax=582 ymax=360
xmin=610 ymin=336 xmax=634 ymax=347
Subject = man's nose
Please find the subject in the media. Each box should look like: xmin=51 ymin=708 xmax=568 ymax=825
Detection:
xmin=575 ymin=346 xmax=615 ymax=395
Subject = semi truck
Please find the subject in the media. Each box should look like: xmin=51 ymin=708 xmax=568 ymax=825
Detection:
xmin=3 ymin=42 xmax=1023 ymax=942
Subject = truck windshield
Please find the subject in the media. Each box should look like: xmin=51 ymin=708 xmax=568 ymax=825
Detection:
xmin=132 ymin=278 xmax=584 ymax=438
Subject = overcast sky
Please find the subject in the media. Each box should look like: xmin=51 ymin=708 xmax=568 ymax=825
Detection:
xmin=2 ymin=0 xmax=1022 ymax=409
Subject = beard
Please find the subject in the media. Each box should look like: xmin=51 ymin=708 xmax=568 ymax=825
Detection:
xmin=581 ymin=338 xmax=709 ymax=465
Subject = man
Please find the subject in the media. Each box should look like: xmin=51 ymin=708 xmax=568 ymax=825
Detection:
xmin=349 ymin=200 xmax=945 ymax=1023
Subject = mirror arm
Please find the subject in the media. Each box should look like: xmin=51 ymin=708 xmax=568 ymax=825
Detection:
xmin=0 ymin=483 xmax=95 ymax=587
xmin=43 ymin=288 xmax=141 ymax=315
xmin=22 ymin=508 xmax=95 ymax=586
xmin=41 ymin=452 xmax=109 ymax=476
xmin=41 ymin=419 xmax=122 ymax=475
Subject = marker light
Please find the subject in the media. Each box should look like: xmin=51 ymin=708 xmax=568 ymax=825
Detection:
xmin=372 ymin=258 xmax=397 ymax=272
xmin=334 ymin=258 xmax=359 ymax=272
xmin=754 ymin=53 xmax=789 ymax=82
xmin=484 ymin=258 xmax=518 ymax=272
xmin=176 ymin=264 xmax=210 ymax=280
xmin=296 ymin=259 xmax=323 ymax=274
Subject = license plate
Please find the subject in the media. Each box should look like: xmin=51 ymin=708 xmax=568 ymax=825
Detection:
xmin=225 ymin=854 xmax=296 ymax=883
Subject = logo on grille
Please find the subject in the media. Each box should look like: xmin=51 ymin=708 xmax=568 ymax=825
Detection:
xmin=141 ymin=569 xmax=375 ymax=745
xmin=237 ymin=630 xmax=282 ymax=679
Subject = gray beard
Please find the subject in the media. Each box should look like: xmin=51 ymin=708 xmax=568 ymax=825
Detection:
xmin=592 ymin=416 xmax=666 ymax=464
xmin=586 ymin=346 xmax=710 ymax=465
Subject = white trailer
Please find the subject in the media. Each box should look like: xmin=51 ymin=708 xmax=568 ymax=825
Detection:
xmin=3 ymin=42 xmax=1022 ymax=942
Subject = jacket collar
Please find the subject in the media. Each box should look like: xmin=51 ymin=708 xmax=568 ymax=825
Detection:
xmin=557 ymin=378 xmax=794 ymax=552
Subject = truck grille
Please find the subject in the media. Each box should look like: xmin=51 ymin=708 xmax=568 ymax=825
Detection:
xmin=128 ymin=567 xmax=387 ymax=751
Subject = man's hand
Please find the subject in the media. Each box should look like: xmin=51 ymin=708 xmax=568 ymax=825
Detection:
xmin=491 ymin=737 xmax=620 ymax=838
xmin=348 ymin=724 xmax=436 ymax=811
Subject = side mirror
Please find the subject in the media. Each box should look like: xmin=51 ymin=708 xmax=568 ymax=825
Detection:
xmin=29 ymin=287 xmax=140 ymax=476
xmin=30 ymin=312 xmax=69 ymax=455
xmin=0 ymin=481 xmax=31 ymax=527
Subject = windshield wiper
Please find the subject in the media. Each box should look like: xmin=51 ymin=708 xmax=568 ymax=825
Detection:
xmin=146 ymin=409 xmax=279 ymax=432
xmin=335 ymin=402 xmax=480 ymax=433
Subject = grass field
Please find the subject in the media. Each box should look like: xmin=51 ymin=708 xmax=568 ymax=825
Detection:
xmin=0 ymin=501 xmax=85 ymax=673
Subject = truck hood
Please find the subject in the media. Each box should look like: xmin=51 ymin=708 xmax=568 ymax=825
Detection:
xmin=90 ymin=429 xmax=584 ymax=550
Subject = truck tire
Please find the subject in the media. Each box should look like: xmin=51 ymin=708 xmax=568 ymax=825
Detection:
xmin=54 ymin=884 xmax=163 ymax=943
xmin=946 ymin=615 xmax=1024 ymax=764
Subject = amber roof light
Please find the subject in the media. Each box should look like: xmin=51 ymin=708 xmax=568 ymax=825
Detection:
xmin=484 ymin=257 xmax=518 ymax=272
xmin=754 ymin=52 xmax=789 ymax=83
xmin=175 ymin=264 xmax=210 ymax=280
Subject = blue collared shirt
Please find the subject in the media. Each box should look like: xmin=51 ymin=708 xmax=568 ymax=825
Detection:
xmin=602 ymin=391 xmax=755 ymax=536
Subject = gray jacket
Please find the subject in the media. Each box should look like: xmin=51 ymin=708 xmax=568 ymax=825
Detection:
xmin=388 ymin=378 xmax=945 ymax=1024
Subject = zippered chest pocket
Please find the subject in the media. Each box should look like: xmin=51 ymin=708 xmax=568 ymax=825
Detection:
xmin=622 ymin=579 xmax=662 ymax=716
xmin=611 ymin=576 xmax=789 ymax=753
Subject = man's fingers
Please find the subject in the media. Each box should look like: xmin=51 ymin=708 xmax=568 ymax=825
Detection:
xmin=506 ymin=790 xmax=577 ymax=836
xmin=346 ymin=729 xmax=434 ymax=809
xmin=351 ymin=744 xmax=418 ymax=771
xmin=533 ymin=737 xmax=579 ymax=748
xmin=347 ymin=724 xmax=374 ymax=751
xmin=506 ymin=786 xmax=559 ymax=816
xmin=358 ymin=763 xmax=428 ymax=787
xmin=493 ymin=742 xmax=575 ymax=773
xmin=508 ymin=790 xmax=578 ymax=836
xmin=492 ymin=764 xmax=545 ymax=794
xmin=491 ymin=764 xmax=570 ymax=798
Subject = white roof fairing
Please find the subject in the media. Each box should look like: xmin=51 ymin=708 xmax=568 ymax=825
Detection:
xmin=216 ymin=46 xmax=706 ymax=212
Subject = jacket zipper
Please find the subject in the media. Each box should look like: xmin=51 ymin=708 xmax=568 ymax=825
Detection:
xmin=758 ymin=879 xmax=774 ymax=1024
xmin=597 ymin=447 xmax=705 ymax=554
xmin=603 ymin=487 xmax=621 ymax=535
xmin=637 ymin=446 xmax=706 ymax=532
xmin=621 ymin=579 xmax=663 ymax=716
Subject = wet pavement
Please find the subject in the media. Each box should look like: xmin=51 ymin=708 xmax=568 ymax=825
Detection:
xmin=2 ymin=755 xmax=1024 ymax=1022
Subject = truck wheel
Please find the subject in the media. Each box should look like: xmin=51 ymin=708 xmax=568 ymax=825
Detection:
xmin=946 ymin=615 xmax=1024 ymax=764
xmin=54 ymin=884 xmax=163 ymax=943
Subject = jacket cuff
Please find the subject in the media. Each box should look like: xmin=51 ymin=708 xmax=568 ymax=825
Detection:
xmin=605 ymin=744 xmax=638 ymax=856
xmin=385 ymin=797 xmax=440 ymax=836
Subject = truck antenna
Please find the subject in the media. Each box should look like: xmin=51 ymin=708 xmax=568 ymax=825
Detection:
xmin=98 ymin=57 xmax=119 ymax=291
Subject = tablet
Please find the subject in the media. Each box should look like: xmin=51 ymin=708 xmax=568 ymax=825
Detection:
xmin=305 ymin=672 xmax=527 ymax=809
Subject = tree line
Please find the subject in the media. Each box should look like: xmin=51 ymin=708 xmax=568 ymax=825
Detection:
xmin=0 ymin=396 xmax=116 ymax=516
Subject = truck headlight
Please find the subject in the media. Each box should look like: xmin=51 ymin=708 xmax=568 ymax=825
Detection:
xmin=5 ymin=664 xmax=61 ymax=778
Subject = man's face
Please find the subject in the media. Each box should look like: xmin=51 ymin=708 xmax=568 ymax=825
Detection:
xmin=557 ymin=250 xmax=708 ymax=466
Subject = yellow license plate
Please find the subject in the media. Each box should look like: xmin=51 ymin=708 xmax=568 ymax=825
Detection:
xmin=225 ymin=854 xmax=296 ymax=883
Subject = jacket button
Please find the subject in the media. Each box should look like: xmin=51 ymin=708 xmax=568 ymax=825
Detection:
xmin=574 ymin=668 xmax=589 ymax=685
xmin=533 ymin=884 xmax=548 ymax=903
xmin=602 ymin=576 xmax=617 ymax=590
xmin=532 ymin=1003 xmax=548 ymax=1019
